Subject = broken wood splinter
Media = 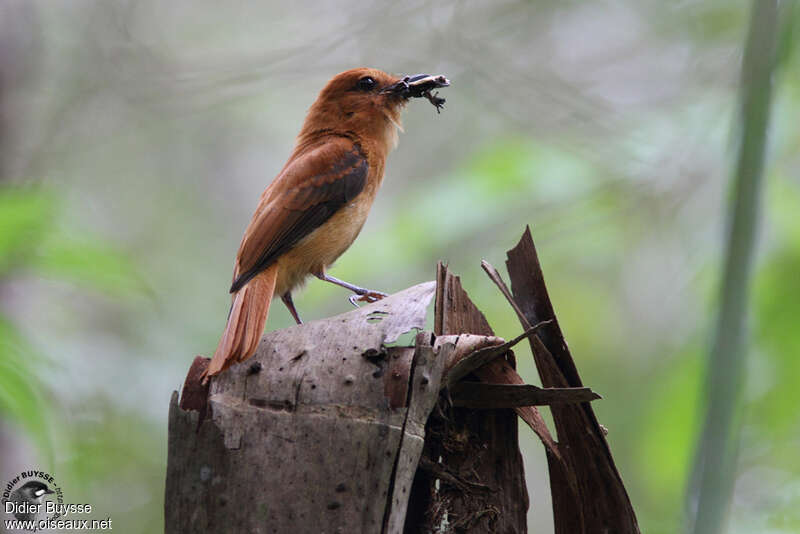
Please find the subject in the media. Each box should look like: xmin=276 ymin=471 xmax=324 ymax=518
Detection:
xmin=441 ymin=320 xmax=552 ymax=388
xmin=449 ymin=382 xmax=601 ymax=409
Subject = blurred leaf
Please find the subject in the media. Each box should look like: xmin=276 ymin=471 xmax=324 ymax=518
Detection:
xmin=368 ymin=137 xmax=597 ymax=263
xmin=637 ymin=350 xmax=702 ymax=495
xmin=0 ymin=318 xmax=53 ymax=463
xmin=34 ymin=234 xmax=151 ymax=298
xmin=57 ymin=403 xmax=166 ymax=534
xmin=776 ymin=1 xmax=799 ymax=70
xmin=627 ymin=348 xmax=702 ymax=534
xmin=687 ymin=2 xmax=748 ymax=41
xmin=0 ymin=184 xmax=147 ymax=467
xmin=752 ymin=179 xmax=800 ymax=439
xmin=465 ymin=137 xmax=594 ymax=200
xmin=0 ymin=185 xmax=148 ymax=297
xmin=0 ymin=188 xmax=53 ymax=274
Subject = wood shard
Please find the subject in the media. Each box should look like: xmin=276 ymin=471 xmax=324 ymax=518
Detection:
xmin=449 ymin=382 xmax=601 ymax=409
xmin=403 ymin=263 xmax=530 ymax=533
xmin=503 ymin=226 xmax=640 ymax=534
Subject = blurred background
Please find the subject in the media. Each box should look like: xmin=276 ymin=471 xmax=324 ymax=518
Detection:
xmin=0 ymin=1 xmax=798 ymax=532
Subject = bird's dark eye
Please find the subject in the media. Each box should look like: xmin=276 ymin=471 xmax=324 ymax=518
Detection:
xmin=357 ymin=76 xmax=376 ymax=92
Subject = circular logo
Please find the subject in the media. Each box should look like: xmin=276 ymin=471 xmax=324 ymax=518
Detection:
xmin=2 ymin=470 xmax=64 ymax=530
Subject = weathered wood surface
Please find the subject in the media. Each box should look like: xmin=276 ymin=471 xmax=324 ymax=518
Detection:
xmin=165 ymin=282 xmax=448 ymax=534
xmin=384 ymin=332 xmax=449 ymax=533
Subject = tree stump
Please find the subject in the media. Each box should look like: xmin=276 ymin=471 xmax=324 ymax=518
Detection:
xmin=165 ymin=228 xmax=639 ymax=534
xmin=165 ymin=282 xmax=454 ymax=533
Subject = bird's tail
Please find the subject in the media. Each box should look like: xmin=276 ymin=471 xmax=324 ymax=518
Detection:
xmin=204 ymin=264 xmax=278 ymax=381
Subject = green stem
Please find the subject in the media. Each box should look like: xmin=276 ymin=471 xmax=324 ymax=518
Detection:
xmin=687 ymin=2 xmax=780 ymax=533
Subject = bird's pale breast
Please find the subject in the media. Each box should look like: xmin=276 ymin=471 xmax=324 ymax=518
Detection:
xmin=273 ymin=163 xmax=384 ymax=297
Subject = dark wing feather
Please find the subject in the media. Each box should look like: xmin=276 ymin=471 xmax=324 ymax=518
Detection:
xmin=230 ymin=140 xmax=367 ymax=293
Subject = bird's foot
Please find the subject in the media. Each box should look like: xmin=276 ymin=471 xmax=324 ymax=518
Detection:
xmin=348 ymin=290 xmax=388 ymax=307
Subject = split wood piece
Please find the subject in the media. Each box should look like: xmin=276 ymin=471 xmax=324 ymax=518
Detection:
xmin=179 ymin=356 xmax=211 ymax=422
xmin=483 ymin=226 xmax=640 ymax=534
xmin=441 ymin=322 xmax=550 ymax=388
xmin=436 ymin=264 xmax=558 ymax=454
xmin=450 ymin=382 xmax=600 ymax=409
xmin=166 ymin=282 xmax=445 ymax=534
xmin=384 ymin=332 xmax=450 ymax=533
xmin=403 ymin=264 xmax=530 ymax=533
xmin=481 ymin=260 xmax=570 ymax=389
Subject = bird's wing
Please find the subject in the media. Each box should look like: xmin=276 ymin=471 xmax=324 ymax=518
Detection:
xmin=230 ymin=137 xmax=368 ymax=293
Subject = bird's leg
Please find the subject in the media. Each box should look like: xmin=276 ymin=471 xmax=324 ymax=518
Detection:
xmin=313 ymin=272 xmax=387 ymax=307
xmin=281 ymin=292 xmax=303 ymax=325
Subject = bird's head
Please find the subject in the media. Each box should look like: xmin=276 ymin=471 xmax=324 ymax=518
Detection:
xmin=300 ymin=68 xmax=449 ymax=151
xmin=17 ymin=481 xmax=54 ymax=502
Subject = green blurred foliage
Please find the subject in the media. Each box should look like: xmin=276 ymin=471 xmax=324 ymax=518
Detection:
xmin=0 ymin=188 xmax=56 ymax=458
xmin=0 ymin=188 xmax=53 ymax=274
xmin=752 ymin=179 xmax=800 ymax=462
xmin=0 ymin=185 xmax=157 ymax=531
xmin=0 ymin=317 xmax=53 ymax=462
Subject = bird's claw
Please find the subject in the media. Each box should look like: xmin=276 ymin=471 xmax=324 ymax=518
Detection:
xmin=348 ymin=290 xmax=388 ymax=307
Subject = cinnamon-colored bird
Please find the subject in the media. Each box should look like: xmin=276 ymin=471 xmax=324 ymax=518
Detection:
xmin=205 ymin=68 xmax=449 ymax=379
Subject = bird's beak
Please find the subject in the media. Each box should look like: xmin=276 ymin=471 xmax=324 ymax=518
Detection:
xmin=381 ymin=74 xmax=450 ymax=98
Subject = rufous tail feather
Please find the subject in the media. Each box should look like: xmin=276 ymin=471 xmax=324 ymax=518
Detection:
xmin=203 ymin=264 xmax=278 ymax=382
